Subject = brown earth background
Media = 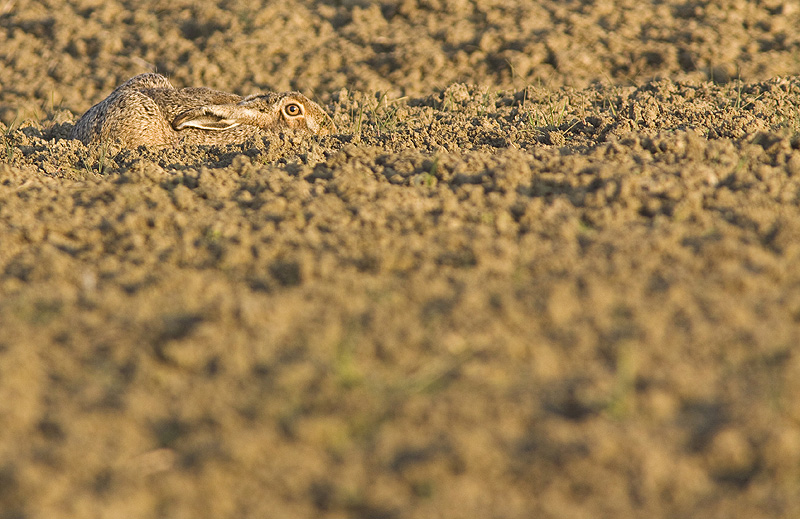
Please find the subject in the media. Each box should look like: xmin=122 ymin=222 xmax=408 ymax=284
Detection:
xmin=2 ymin=1 xmax=800 ymax=518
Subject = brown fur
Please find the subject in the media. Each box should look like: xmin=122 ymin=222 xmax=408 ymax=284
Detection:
xmin=70 ymin=73 xmax=335 ymax=148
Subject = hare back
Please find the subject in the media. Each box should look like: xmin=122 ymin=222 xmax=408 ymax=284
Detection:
xmin=140 ymin=87 xmax=244 ymax=120
xmin=71 ymin=86 xmax=247 ymax=147
xmin=91 ymin=89 xmax=176 ymax=148
xmin=113 ymin=73 xmax=175 ymax=93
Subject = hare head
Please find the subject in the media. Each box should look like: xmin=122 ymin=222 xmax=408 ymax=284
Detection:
xmin=171 ymin=92 xmax=336 ymax=136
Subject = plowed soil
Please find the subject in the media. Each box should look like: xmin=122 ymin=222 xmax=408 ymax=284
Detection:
xmin=2 ymin=1 xmax=800 ymax=518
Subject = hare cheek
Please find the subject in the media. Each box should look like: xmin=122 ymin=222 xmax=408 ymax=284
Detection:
xmin=305 ymin=118 xmax=320 ymax=134
xmin=284 ymin=118 xmax=309 ymax=133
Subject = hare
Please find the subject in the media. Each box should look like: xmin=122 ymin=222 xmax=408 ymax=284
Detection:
xmin=70 ymin=73 xmax=336 ymax=148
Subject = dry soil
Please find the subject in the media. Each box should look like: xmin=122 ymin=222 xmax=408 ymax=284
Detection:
xmin=2 ymin=1 xmax=800 ymax=518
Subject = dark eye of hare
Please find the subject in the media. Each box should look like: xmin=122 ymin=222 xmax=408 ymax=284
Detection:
xmin=284 ymin=103 xmax=303 ymax=117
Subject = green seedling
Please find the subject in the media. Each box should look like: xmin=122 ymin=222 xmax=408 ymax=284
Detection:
xmin=334 ymin=336 xmax=364 ymax=389
xmin=477 ymin=90 xmax=494 ymax=117
xmin=412 ymin=156 xmax=440 ymax=188
xmin=45 ymin=90 xmax=64 ymax=117
xmin=2 ymin=134 xmax=13 ymax=163
xmin=605 ymin=342 xmax=638 ymax=419
xmin=523 ymin=91 xmax=580 ymax=143
xmin=440 ymin=90 xmax=457 ymax=112
xmin=350 ymin=93 xmax=366 ymax=136
xmin=600 ymin=74 xmax=622 ymax=118
xmin=524 ymin=90 xmax=572 ymax=128
xmin=424 ymin=156 xmax=439 ymax=187
xmin=730 ymin=79 xmax=763 ymax=112
xmin=371 ymin=92 xmax=404 ymax=136
xmin=2 ymin=115 xmax=20 ymax=163
xmin=543 ymin=93 xmax=570 ymax=128
xmin=400 ymin=349 xmax=477 ymax=395
xmin=80 ymin=143 xmax=110 ymax=176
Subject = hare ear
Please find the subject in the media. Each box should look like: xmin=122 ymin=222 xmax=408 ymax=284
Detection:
xmin=172 ymin=107 xmax=242 ymax=131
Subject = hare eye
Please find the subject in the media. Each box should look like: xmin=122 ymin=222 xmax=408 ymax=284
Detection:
xmin=283 ymin=103 xmax=303 ymax=117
